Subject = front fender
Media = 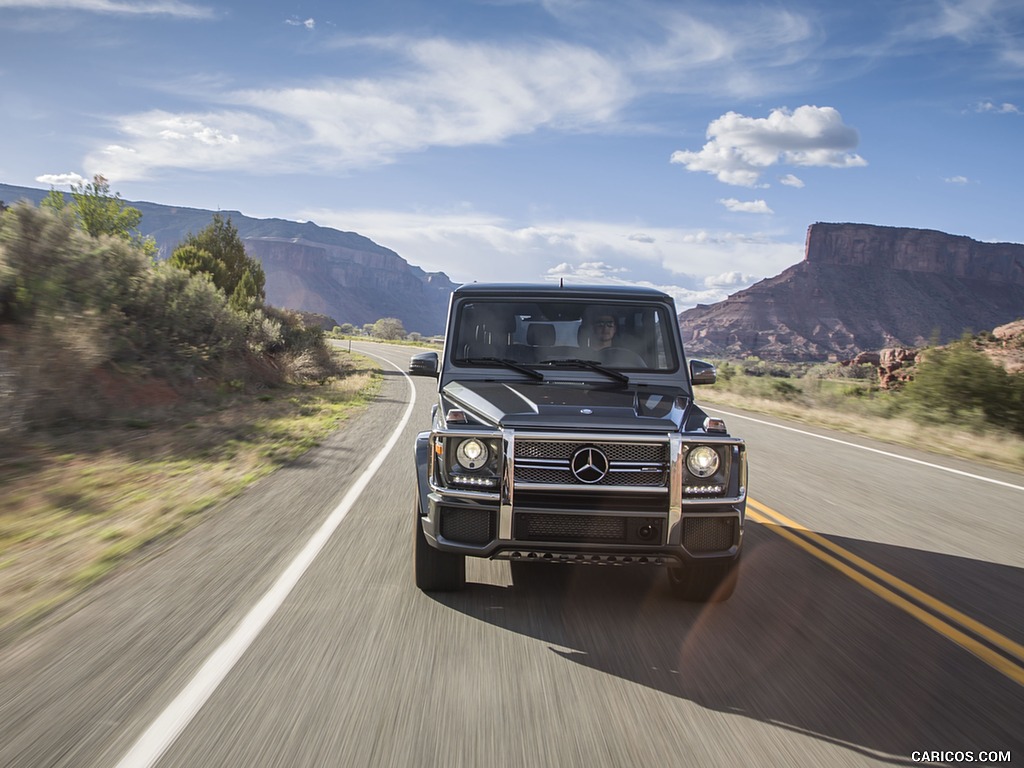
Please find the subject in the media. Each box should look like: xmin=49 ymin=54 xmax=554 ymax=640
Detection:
xmin=413 ymin=431 xmax=432 ymax=517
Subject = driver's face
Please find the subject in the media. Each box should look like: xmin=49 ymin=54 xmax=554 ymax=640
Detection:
xmin=593 ymin=315 xmax=616 ymax=344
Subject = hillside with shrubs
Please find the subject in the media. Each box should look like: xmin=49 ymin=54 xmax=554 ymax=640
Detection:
xmin=701 ymin=323 xmax=1024 ymax=467
xmin=0 ymin=178 xmax=341 ymax=440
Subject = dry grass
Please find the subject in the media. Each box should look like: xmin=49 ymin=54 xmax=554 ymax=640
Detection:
xmin=696 ymin=386 xmax=1024 ymax=472
xmin=0 ymin=351 xmax=381 ymax=644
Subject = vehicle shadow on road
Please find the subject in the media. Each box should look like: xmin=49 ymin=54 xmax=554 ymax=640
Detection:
xmin=429 ymin=522 xmax=1024 ymax=764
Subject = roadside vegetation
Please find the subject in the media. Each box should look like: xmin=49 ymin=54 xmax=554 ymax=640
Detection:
xmin=328 ymin=318 xmax=442 ymax=346
xmin=697 ymin=337 xmax=1024 ymax=471
xmin=0 ymin=180 xmax=382 ymax=641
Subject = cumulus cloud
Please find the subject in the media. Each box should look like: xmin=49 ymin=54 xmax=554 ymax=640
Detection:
xmin=670 ymin=105 xmax=866 ymax=187
xmin=285 ymin=17 xmax=315 ymax=29
xmin=0 ymin=0 xmax=213 ymax=16
xmin=719 ymin=198 xmax=773 ymax=214
xmin=35 ymin=171 xmax=87 ymax=186
xmin=945 ymin=175 xmax=970 ymax=184
xmin=86 ymin=38 xmax=630 ymax=179
xmin=779 ymin=173 xmax=804 ymax=187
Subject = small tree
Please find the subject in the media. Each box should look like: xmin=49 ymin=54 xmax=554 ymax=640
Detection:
xmin=167 ymin=244 xmax=225 ymax=287
xmin=42 ymin=174 xmax=157 ymax=257
xmin=372 ymin=317 xmax=406 ymax=340
xmin=171 ymin=213 xmax=265 ymax=307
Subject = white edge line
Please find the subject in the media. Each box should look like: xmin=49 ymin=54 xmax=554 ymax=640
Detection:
xmin=707 ymin=407 xmax=1024 ymax=493
xmin=113 ymin=351 xmax=415 ymax=768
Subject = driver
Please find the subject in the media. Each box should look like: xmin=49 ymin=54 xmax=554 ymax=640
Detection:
xmin=591 ymin=313 xmax=618 ymax=350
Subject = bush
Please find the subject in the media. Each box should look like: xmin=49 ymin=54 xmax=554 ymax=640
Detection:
xmin=902 ymin=339 xmax=1024 ymax=435
xmin=0 ymin=203 xmax=341 ymax=435
xmin=116 ymin=263 xmax=249 ymax=378
xmin=0 ymin=203 xmax=149 ymax=325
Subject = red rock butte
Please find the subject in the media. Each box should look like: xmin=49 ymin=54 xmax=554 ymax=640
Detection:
xmin=679 ymin=222 xmax=1024 ymax=361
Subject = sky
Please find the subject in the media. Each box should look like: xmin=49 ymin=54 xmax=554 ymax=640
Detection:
xmin=1 ymin=0 xmax=1022 ymax=309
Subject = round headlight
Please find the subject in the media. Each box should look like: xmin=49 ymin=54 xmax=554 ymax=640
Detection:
xmin=456 ymin=438 xmax=489 ymax=470
xmin=686 ymin=445 xmax=720 ymax=478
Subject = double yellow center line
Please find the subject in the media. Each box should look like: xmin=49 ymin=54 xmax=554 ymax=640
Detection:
xmin=747 ymin=497 xmax=1024 ymax=687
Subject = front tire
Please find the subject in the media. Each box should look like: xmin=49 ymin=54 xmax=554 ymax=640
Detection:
xmin=414 ymin=499 xmax=466 ymax=592
xmin=667 ymin=556 xmax=739 ymax=602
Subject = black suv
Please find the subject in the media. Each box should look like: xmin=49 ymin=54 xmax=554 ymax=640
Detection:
xmin=410 ymin=284 xmax=747 ymax=601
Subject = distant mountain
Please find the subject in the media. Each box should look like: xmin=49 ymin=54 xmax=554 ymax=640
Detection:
xmin=0 ymin=183 xmax=457 ymax=335
xmin=680 ymin=222 xmax=1024 ymax=361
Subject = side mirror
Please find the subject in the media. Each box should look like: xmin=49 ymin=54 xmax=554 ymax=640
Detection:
xmin=689 ymin=359 xmax=717 ymax=386
xmin=409 ymin=351 xmax=439 ymax=378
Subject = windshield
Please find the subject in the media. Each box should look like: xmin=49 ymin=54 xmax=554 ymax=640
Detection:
xmin=450 ymin=299 xmax=680 ymax=372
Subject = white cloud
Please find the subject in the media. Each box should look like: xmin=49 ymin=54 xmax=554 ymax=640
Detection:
xmin=901 ymin=0 xmax=1003 ymax=43
xmin=0 ymin=0 xmax=213 ymax=16
xmin=719 ymin=198 xmax=773 ymax=214
xmin=297 ymin=206 xmax=802 ymax=310
xmin=944 ymin=175 xmax=970 ymax=184
xmin=704 ymin=270 xmax=756 ymax=288
xmin=35 ymin=171 xmax=86 ymax=186
xmin=285 ymin=17 xmax=315 ymax=29
xmin=779 ymin=173 xmax=804 ymax=187
xmin=87 ymin=38 xmax=631 ymax=179
xmin=84 ymin=111 xmax=283 ymax=180
xmin=975 ymin=100 xmax=1020 ymax=114
xmin=670 ymin=105 xmax=866 ymax=187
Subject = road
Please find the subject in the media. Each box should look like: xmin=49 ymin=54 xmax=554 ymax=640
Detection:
xmin=1 ymin=340 xmax=1021 ymax=767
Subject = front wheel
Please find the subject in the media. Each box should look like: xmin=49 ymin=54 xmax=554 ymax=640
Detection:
xmin=413 ymin=500 xmax=466 ymax=592
xmin=667 ymin=556 xmax=739 ymax=602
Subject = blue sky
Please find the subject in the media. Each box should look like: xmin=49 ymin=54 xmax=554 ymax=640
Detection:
xmin=1 ymin=0 xmax=1022 ymax=309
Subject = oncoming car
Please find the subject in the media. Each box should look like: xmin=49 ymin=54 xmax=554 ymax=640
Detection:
xmin=409 ymin=284 xmax=747 ymax=602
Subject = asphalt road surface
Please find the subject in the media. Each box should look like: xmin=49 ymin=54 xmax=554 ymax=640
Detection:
xmin=2 ymin=341 xmax=1021 ymax=767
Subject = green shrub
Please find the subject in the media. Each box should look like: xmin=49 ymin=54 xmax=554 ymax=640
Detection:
xmin=115 ymin=263 xmax=249 ymax=377
xmin=902 ymin=339 xmax=1024 ymax=435
xmin=770 ymin=379 xmax=801 ymax=401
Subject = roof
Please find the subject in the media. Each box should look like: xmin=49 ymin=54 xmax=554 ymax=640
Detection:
xmin=452 ymin=283 xmax=672 ymax=301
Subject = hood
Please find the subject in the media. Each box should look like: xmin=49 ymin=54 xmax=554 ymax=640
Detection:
xmin=441 ymin=380 xmax=690 ymax=432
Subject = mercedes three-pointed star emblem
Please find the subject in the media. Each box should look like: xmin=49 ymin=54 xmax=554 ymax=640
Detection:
xmin=570 ymin=446 xmax=609 ymax=484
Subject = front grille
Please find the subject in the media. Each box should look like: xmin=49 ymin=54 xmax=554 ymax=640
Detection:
xmin=516 ymin=441 xmax=665 ymax=462
xmin=514 ymin=440 xmax=668 ymax=488
xmin=682 ymin=517 xmax=736 ymax=553
xmin=439 ymin=507 xmax=495 ymax=545
xmin=514 ymin=513 xmax=627 ymax=543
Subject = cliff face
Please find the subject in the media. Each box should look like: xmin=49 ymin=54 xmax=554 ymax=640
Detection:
xmin=680 ymin=222 xmax=1024 ymax=361
xmin=805 ymin=222 xmax=1024 ymax=285
xmin=245 ymin=237 xmax=456 ymax=335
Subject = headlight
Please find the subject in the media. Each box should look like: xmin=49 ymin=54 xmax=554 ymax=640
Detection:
xmin=455 ymin=438 xmax=489 ymax=470
xmin=686 ymin=445 xmax=720 ymax=478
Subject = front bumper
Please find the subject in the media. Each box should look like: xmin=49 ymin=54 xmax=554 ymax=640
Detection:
xmin=418 ymin=429 xmax=746 ymax=567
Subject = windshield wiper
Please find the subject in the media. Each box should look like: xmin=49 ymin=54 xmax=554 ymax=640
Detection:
xmin=538 ymin=358 xmax=630 ymax=385
xmin=457 ymin=357 xmax=545 ymax=381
